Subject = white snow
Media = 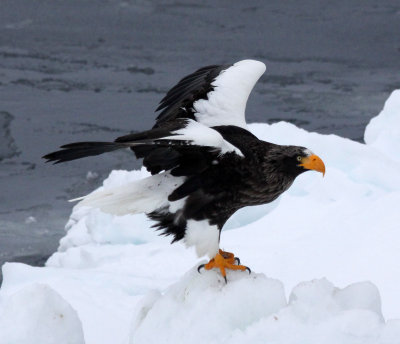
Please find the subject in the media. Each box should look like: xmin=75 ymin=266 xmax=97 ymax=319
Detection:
xmin=1 ymin=90 xmax=400 ymax=344
xmin=0 ymin=283 xmax=84 ymax=344
xmin=131 ymin=272 xmax=395 ymax=344
xmin=130 ymin=269 xmax=286 ymax=344
xmin=364 ymin=89 xmax=400 ymax=163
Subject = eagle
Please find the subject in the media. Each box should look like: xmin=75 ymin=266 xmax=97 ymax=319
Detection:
xmin=43 ymin=60 xmax=325 ymax=282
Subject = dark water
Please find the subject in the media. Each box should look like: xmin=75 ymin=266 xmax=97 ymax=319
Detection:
xmin=1 ymin=0 xmax=400 ymax=279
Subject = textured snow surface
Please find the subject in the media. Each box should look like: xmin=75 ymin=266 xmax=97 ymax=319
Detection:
xmin=0 ymin=283 xmax=84 ymax=344
xmin=1 ymin=90 xmax=400 ymax=343
xmin=131 ymin=271 xmax=398 ymax=344
xmin=364 ymin=89 xmax=400 ymax=163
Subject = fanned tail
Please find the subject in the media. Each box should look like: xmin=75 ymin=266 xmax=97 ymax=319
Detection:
xmin=71 ymin=173 xmax=185 ymax=216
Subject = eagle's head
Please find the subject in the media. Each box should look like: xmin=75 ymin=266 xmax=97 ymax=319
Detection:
xmin=268 ymin=145 xmax=326 ymax=178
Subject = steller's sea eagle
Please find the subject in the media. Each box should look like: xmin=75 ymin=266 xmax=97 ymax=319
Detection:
xmin=43 ymin=60 xmax=325 ymax=282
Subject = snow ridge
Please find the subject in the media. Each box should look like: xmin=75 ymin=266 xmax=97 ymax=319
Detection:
xmin=131 ymin=268 xmax=397 ymax=344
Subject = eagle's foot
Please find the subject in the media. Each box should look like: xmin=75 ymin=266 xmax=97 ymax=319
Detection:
xmin=198 ymin=249 xmax=250 ymax=283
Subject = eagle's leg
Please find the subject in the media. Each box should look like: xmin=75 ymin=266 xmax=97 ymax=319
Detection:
xmin=200 ymin=249 xmax=250 ymax=283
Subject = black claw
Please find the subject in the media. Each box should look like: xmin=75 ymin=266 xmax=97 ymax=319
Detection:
xmin=197 ymin=264 xmax=205 ymax=273
xmin=245 ymin=266 xmax=251 ymax=274
xmin=234 ymin=257 xmax=241 ymax=265
xmin=224 ymin=275 xmax=227 ymax=284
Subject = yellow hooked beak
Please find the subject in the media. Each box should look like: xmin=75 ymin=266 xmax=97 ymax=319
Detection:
xmin=299 ymin=154 xmax=325 ymax=176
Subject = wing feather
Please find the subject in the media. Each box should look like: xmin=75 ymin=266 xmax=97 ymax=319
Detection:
xmin=194 ymin=60 xmax=266 ymax=128
xmin=154 ymin=60 xmax=266 ymax=129
xmin=155 ymin=64 xmax=227 ymax=124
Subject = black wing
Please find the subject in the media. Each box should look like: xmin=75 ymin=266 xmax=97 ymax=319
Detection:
xmin=154 ymin=64 xmax=229 ymax=127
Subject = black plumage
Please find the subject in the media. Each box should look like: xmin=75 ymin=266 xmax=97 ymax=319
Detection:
xmin=154 ymin=64 xmax=229 ymax=126
xmin=43 ymin=60 xmax=325 ymax=270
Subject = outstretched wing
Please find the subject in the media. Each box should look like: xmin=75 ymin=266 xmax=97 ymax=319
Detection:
xmin=155 ymin=60 xmax=266 ymax=129
xmin=115 ymin=118 xmax=244 ymax=175
xmin=43 ymin=60 xmax=263 ymax=175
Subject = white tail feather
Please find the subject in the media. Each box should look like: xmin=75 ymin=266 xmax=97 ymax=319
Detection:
xmin=72 ymin=173 xmax=185 ymax=216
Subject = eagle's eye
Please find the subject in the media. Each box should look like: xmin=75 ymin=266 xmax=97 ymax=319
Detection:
xmin=296 ymin=156 xmax=302 ymax=161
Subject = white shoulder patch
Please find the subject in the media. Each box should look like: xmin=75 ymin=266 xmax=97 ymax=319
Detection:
xmin=193 ymin=59 xmax=266 ymax=129
xmin=164 ymin=119 xmax=244 ymax=157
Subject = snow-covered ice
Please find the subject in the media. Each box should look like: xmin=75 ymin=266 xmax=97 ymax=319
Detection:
xmin=0 ymin=283 xmax=84 ymax=344
xmin=132 ymin=271 xmax=399 ymax=344
xmin=1 ymin=90 xmax=400 ymax=343
xmin=364 ymin=89 xmax=400 ymax=163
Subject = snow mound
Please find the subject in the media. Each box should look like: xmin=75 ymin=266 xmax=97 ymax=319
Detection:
xmin=131 ymin=270 xmax=398 ymax=344
xmin=0 ymin=283 xmax=84 ymax=344
xmin=237 ymin=278 xmax=399 ymax=344
xmin=131 ymin=268 xmax=285 ymax=344
xmin=365 ymin=90 xmax=400 ymax=162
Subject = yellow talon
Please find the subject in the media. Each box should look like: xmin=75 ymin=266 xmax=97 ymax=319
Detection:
xmin=202 ymin=249 xmax=250 ymax=282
